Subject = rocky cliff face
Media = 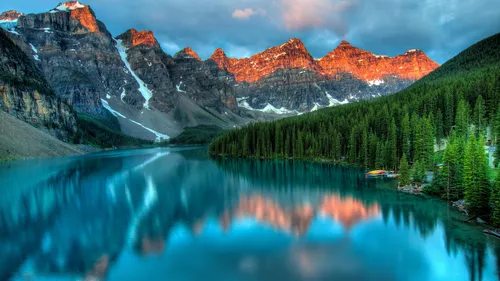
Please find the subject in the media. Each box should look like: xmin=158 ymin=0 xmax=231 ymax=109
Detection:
xmin=210 ymin=38 xmax=322 ymax=83
xmin=10 ymin=3 xmax=149 ymax=119
xmin=318 ymin=40 xmax=439 ymax=81
xmin=116 ymin=29 xmax=238 ymax=114
xmin=0 ymin=29 xmax=77 ymax=141
xmin=208 ymin=39 xmax=439 ymax=112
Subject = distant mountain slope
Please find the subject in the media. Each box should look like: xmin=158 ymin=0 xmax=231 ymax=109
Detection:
xmin=0 ymin=111 xmax=82 ymax=160
xmin=415 ymin=32 xmax=500 ymax=83
xmin=209 ymin=33 xmax=500 ymax=168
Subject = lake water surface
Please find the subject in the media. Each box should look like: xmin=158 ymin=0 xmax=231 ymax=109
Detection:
xmin=0 ymin=147 xmax=499 ymax=281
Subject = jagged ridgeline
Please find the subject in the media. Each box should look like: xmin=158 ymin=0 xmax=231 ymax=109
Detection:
xmin=209 ymin=33 xmax=500 ymax=168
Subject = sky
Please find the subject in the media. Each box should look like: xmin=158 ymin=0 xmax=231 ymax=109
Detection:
xmin=1 ymin=0 xmax=499 ymax=64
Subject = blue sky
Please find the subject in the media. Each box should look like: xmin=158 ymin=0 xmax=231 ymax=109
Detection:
xmin=1 ymin=0 xmax=499 ymax=64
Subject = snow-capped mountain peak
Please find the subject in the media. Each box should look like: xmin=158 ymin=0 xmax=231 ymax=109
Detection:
xmin=0 ymin=10 xmax=24 ymax=22
xmin=53 ymin=1 xmax=86 ymax=12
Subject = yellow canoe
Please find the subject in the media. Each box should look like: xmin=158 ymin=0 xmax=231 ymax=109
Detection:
xmin=367 ymin=170 xmax=387 ymax=175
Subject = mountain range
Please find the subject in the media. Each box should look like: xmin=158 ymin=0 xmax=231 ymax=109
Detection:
xmin=0 ymin=1 xmax=439 ymax=145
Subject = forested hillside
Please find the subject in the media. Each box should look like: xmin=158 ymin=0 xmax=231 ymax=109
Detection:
xmin=209 ymin=33 xmax=500 ymax=171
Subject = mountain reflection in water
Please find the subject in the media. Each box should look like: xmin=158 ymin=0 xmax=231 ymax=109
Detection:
xmin=0 ymin=148 xmax=499 ymax=281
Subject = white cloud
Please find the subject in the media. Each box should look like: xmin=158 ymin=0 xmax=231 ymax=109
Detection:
xmin=232 ymin=8 xmax=266 ymax=20
xmin=280 ymin=0 xmax=357 ymax=34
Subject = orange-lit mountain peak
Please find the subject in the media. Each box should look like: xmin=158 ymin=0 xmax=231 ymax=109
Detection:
xmin=209 ymin=48 xmax=239 ymax=71
xmin=279 ymin=37 xmax=307 ymax=50
xmin=223 ymin=37 xmax=320 ymax=83
xmin=210 ymin=47 xmax=227 ymax=59
xmin=337 ymin=39 xmax=355 ymax=48
xmin=50 ymin=2 xmax=100 ymax=33
xmin=178 ymin=47 xmax=202 ymax=61
xmin=0 ymin=10 xmax=24 ymax=21
xmin=129 ymin=29 xmax=158 ymax=47
xmin=116 ymin=29 xmax=159 ymax=47
xmin=67 ymin=5 xmax=100 ymax=33
xmin=317 ymin=40 xmax=439 ymax=81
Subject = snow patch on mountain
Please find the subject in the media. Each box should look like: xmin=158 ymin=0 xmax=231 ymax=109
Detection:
xmin=53 ymin=1 xmax=86 ymax=12
xmin=325 ymin=91 xmax=349 ymax=106
xmin=367 ymin=79 xmax=385 ymax=86
xmin=8 ymin=29 xmax=19 ymax=35
xmin=120 ymin=89 xmax=126 ymax=102
xmin=115 ymin=38 xmax=153 ymax=109
xmin=101 ymin=99 xmax=126 ymax=118
xmin=260 ymin=104 xmax=297 ymax=115
xmin=310 ymin=103 xmax=320 ymax=112
xmin=129 ymin=120 xmax=170 ymax=141
xmin=176 ymin=81 xmax=186 ymax=93
xmin=29 ymin=43 xmax=40 ymax=61
xmin=0 ymin=19 xmax=18 ymax=31
xmin=101 ymin=99 xmax=169 ymax=141
xmin=238 ymin=98 xmax=297 ymax=115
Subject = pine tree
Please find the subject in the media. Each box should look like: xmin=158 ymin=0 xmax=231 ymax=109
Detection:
xmin=435 ymin=110 xmax=444 ymax=149
xmin=495 ymin=106 xmax=500 ymax=167
xmin=334 ymin=132 xmax=341 ymax=162
xmin=275 ymin=123 xmax=283 ymax=157
xmin=464 ymin=135 xmax=491 ymax=217
xmin=473 ymin=95 xmax=486 ymax=136
xmin=361 ymin=127 xmax=369 ymax=168
xmin=443 ymin=134 xmax=465 ymax=200
xmin=455 ymin=99 xmax=469 ymax=138
xmin=399 ymin=153 xmax=411 ymax=187
xmin=242 ymin=134 xmax=249 ymax=156
xmin=387 ymin=118 xmax=398 ymax=169
xmin=495 ymin=106 xmax=500 ymax=145
xmin=424 ymin=116 xmax=435 ymax=168
xmin=368 ymin=133 xmax=377 ymax=168
xmin=490 ymin=172 xmax=500 ymax=227
xmin=414 ymin=117 xmax=432 ymax=166
xmin=444 ymin=91 xmax=454 ymax=135
xmin=348 ymin=128 xmax=356 ymax=164
xmin=401 ymin=112 xmax=411 ymax=158
xmin=428 ymin=163 xmax=447 ymax=198
xmin=376 ymin=142 xmax=384 ymax=169
xmin=412 ymin=160 xmax=427 ymax=185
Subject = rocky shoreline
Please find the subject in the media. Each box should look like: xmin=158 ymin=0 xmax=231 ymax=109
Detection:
xmin=397 ymin=184 xmax=495 ymax=227
xmin=397 ymin=184 xmax=424 ymax=195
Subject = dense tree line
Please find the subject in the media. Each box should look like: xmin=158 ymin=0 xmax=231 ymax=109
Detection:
xmin=76 ymin=113 xmax=153 ymax=148
xmin=166 ymin=125 xmax=224 ymax=145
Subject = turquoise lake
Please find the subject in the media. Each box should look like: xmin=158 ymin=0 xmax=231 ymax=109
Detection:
xmin=0 ymin=147 xmax=499 ymax=281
